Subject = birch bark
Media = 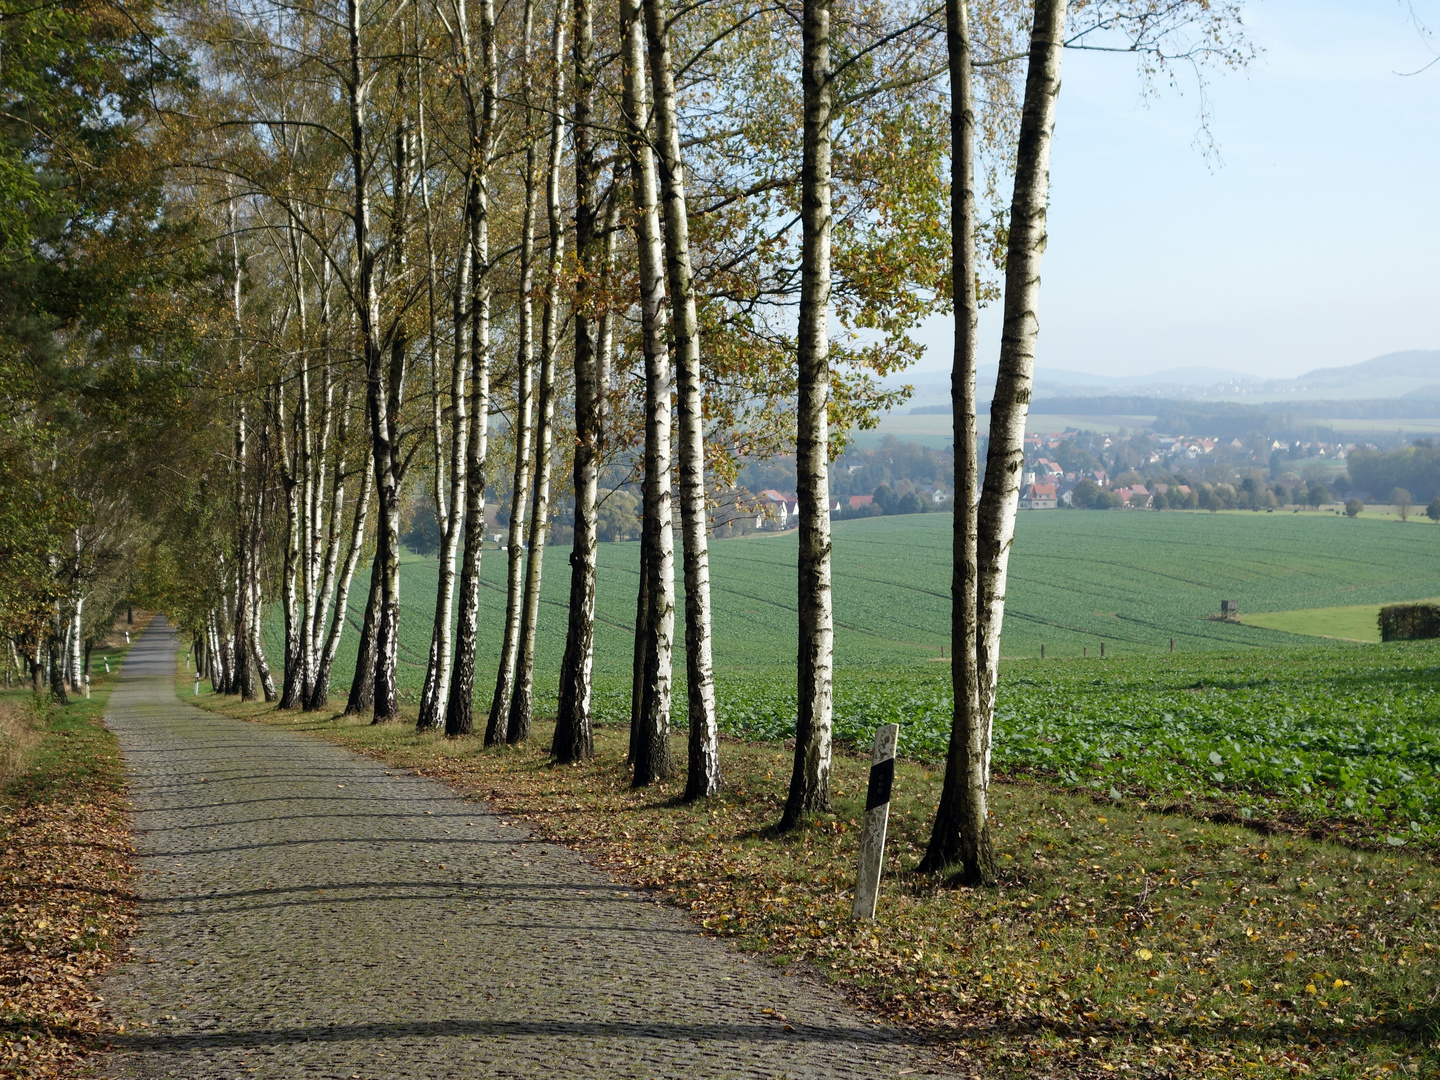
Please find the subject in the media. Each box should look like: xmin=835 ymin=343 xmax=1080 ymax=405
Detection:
xmin=443 ymin=0 xmax=497 ymax=737
xmin=975 ymin=0 xmax=1067 ymax=795
xmin=311 ymin=440 xmax=373 ymax=710
xmin=487 ymin=0 xmax=540 ymax=744
xmin=920 ymin=0 xmax=986 ymax=881
xmin=622 ymin=0 xmax=675 ymax=787
xmin=779 ymin=0 xmax=835 ymax=830
xmin=924 ymin=0 xmax=1067 ymax=882
xmin=642 ymin=0 xmax=719 ymax=798
xmin=416 ymin=80 xmax=470 ymax=731
xmin=552 ymin=0 xmax=599 ymax=763
xmin=505 ymin=282 xmax=555 ymax=744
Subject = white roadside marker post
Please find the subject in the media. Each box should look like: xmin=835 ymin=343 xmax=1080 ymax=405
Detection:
xmin=124 ymin=631 xmax=130 ymax=645
xmin=194 ymin=672 xmax=201 ymax=696
xmin=84 ymin=675 xmax=90 ymax=699
xmin=103 ymin=656 xmax=109 ymax=673
xmin=852 ymin=723 xmax=899 ymax=920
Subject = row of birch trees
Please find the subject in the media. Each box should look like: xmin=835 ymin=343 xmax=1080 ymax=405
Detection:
xmin=144 ymin=0 xmax=1246 ymax=870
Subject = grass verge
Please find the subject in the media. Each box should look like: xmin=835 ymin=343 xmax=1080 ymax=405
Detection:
xmin=0 ymin=628 xmax=141 ymax=1078
xmin=189 ymin=673 xmax=1439 ymax=1080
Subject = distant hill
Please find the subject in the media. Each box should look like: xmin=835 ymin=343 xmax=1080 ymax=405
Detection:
xmin=895 ymin=349 xmax=1440 ymax=408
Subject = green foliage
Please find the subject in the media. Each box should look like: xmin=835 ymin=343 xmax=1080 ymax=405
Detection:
xmin=1378 ymin=603 xmax=1440 ymax=643
xmin=1346 ymin=497 xmax=1364 ymax=518
xmin=703 ymin=643 xmax=1440 ymax=848
xmin=1350 ymin=442 xmax=1440 ymax=504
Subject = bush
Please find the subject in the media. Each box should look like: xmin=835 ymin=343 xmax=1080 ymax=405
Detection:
xmin=1378 ymin=602 xmax=1440 ymax=642
xmin=1427 ymin=497 xmax=1440 ymax=523
xmin=895 ymin=490 xmax=925 ymax=515
xmin=1345 ymin=498 xmax=1363 ymax=518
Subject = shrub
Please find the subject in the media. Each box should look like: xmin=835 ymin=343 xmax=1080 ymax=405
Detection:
xmin=1378 ymin=602 xmax=1440 ymax=642
xmin=1345 ymin=498 xmax=1363 ymax=518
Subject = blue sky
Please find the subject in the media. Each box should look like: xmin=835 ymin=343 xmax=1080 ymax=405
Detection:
xmin=908 ymin=0 xmax=1440 ymax=380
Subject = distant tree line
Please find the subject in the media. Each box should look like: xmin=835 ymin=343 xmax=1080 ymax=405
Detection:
xmin=1348 ymin=442 xmax=1440 ymax=504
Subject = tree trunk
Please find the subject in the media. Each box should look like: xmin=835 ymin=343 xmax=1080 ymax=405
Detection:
xmin=280 ymin=224 xmax=308 ymax=711
xmin=416 ymin=77 xmax=469 ymax=732
xmin=343 ymin=0 xmax=405 ymax=725
xmin=249 ymin=554 xmax=277 ymax=701
xmin=920 ymin=0 xmax=987 ymax=881
xmin=345 ymin=553 xmax=382 ymax=716
xmin=643 ymin=0 xmax=719 ymax=798
xmin=280 ymin=405 xmax=304 ymax=709
xmin=207 ymin=610 xmax=225 ymax=692
xmin=416 ymin=233 xmax=473 ymax=732
xmin=627 ymin=533 xmax=650 ymax=765
xmin=926 ymin=0 xmax=1068 ymax=881
xmin=623 ymin=0 xmax=675 ymax=787
xmin=552 ymin=0 xmax=600 ymax=763
xmin=311 ymin=442 xmax=373 ymax=711
xmin=68 ymin=598 xmax=84 ymax=694
xmin=486 ymin=0 xmax=539 ymax=745
xmin=505 ymin=271 xmax=556 ymax=745
xmin=976 ymin=0 xmax=1067 ymax=805
xmin=304 ymin=268 xmax=339 ymax=703
xmin=48 ymin=626 xmax=68 ymax=706
xmin=443 ymin=0 xmax=497 ymax=738
xmin=779 ymin=0 xmax=835 ymax=831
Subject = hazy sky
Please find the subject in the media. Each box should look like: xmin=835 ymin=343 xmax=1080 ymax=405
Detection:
xmin=908 ymin=0 xmax=1440 ymax=380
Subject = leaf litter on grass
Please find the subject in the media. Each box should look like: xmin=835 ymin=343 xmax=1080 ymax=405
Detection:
xmin=0 ymin=686 xmax=137 ymax=1078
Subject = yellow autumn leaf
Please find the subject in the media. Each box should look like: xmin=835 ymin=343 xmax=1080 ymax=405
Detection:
xmin=1332 ymin=978 xmax=1345 ymax=990
xmin=1283 ymin=950 xmax=1297 ymax=963
xmin=1135 ymin=948 xmax=1153 ymax=961
xmin=1305 ymin=983 xmax=1317 ymax=995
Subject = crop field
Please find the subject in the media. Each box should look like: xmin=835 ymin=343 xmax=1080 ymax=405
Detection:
xmin=268 ymin=508 xmax=1440 ymax=703
xmin=286 ymin=509 xmax=1440 ymax=687
xmin=260 ymin=511 xmax=1440 ymax=846
xmin=717 ymin=641 xmax=1440 ymax=847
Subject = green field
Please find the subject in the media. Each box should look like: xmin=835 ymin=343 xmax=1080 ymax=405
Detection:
xmin=282 ymin=510 xmax=1440 ymax=695
xmin=1245 ymin=602 xmax=1387 ymax=642
xmin=262 ymin=510 xmax=1440 ymax=845
xmin=717 ymin=642 xmax=1440 ymax=846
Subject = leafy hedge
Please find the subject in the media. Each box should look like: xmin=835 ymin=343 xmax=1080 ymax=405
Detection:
xmin=1378 ymin=602 xmax=1440 ymax=642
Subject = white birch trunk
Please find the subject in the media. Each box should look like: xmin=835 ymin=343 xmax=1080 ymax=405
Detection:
xmin=921 ymin=0 xmax=990 ymax=882
xmin=623 ymin=0 xmax=675 ymax=786
xmin=975 ymin=0 xmax=1068 ymax=774
xmin=551 ymin=0 xmax=599 ymax=763
xmin=486 ymin=0 xmax=539 ymax=745
xmin=443 ymin=0 xmax=496 ymax=737
xmin=642 ymin=0 xmax=719 ymax=798
xmin=780 ymin=0 xmax=835 ymax=830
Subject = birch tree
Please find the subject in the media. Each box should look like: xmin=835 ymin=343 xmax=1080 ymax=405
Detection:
xmin=622 ymin=0 xmax=676 ymax=786
xmin=552 ymin=0 xmax=601 ymax=763
xmin=443 ymin=0 xmax=499 ymax=737
xmin=778 ymin=0 xmax=837 ymax=831
xmin=486 ymin=0 xmax=540 ymax=743
xmin=642 ymin=0 xmax=719 ymax=798
xmin=922 ymin=0 xmax=1251 ymax=881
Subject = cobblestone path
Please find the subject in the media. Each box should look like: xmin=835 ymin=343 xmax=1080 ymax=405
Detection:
xmin=100 ymin=619 xmax=933 ymax=1079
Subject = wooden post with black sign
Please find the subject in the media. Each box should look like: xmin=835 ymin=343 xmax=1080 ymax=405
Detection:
xmin=852 ymin=723 xmax=899 ymax=920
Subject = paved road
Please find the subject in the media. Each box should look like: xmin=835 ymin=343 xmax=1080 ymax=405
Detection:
xmin=100 ymin=618 xmax=929 ymax=1079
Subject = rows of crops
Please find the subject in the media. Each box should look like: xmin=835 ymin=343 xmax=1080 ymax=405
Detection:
xmin=702 ymin=642 xmax=1440 ymax=848
xmin=260 ymin=511 xmax=1440 ymax=845
xmin=272 ymin=510 xmax=1440 ymax=697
